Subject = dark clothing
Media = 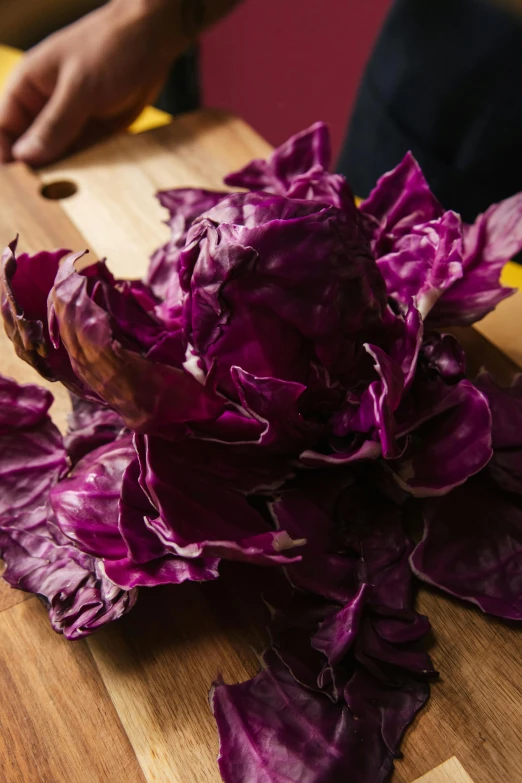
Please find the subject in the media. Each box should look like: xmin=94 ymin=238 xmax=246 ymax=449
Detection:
xmin=155 ymin=47 xmax=200 ymax=117
xmin=338 ymin=0 xmax=522 ymax=221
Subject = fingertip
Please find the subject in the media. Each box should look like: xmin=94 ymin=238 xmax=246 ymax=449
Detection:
xmin=12 ymin=135 xmax=45 ymax=165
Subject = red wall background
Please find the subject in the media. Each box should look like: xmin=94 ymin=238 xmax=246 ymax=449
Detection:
xmin=201 ymin=0 xmax=391 ymax=161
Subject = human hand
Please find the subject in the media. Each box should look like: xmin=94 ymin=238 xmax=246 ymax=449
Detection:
xmin=0 ymin=0 xmax=184 ymax=166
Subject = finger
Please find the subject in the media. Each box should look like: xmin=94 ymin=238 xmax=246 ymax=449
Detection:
xmin=70 ymin=105 xmax=145 ymax=155
xmin=12 ymin=71 xmax=88 ymax=166
xmin=70 ymin=119 xmax=114 ymax=155
xmin=0 ymin=92 xmax=31 ymax=163
xmin=0 ymin=69 xmax=47 ymax=162
xmin=2 ymin=62 xmax=48 ymax=118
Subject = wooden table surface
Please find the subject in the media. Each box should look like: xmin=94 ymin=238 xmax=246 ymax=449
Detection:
xmin=0 ymin=111 xmax=520 ymax=783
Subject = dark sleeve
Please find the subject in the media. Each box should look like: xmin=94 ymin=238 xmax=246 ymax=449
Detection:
xmin=338 ymin=0 xmax=522 ymax=220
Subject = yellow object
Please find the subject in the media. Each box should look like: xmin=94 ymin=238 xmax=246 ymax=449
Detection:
xmin=128 ymin=105 xmax=171 ymax=134
xmin=501 ymin=260 xmax=522 ymax=289
xmin=0 ymin=44 xmax=22 ymax=87
xmin=0 ymin=43 xmax=171 ymax=136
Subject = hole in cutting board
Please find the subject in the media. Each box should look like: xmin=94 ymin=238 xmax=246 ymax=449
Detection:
xmin=40 ymin=180 xmax=78 ymax=200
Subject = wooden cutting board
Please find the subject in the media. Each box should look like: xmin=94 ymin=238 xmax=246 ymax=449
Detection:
xmin=0 ymin=110 xmax=520 ymax=783
xmin=412 ymin=757 xmax=475 ymax=783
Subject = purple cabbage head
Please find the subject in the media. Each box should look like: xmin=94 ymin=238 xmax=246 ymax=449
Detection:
xmin=1 ymin=124 xmax=498 ymax=498
xmin=2 ymin=120 xmax=522 ymax=783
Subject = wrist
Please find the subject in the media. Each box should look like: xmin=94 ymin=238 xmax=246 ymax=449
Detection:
xmin=110 ymin=0 xmax=242 ymax=45
xmin=108 ymin=0 xmax=190 ymax=63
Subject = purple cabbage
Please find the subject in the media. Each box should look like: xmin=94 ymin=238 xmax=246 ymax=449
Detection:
xmin=49 ymin=436 xmax=222 ymax=590
xmin=212 ymin=650 xmax=428 ymax=783
xmin=410 ymin=373 xmax=522 ymax=620
xmin=392 ymin=376 xmax=492 ymax=497
xmin=105 ymin=456 xmax=220 ymax=590
xmin=146 ymin=188 xmax=226 ymax=300
xmin=360 ymin=153 xmax=520 ymax=326
xmin=224 ymin=122 xmax=354 ymax=212
xmin=0 ymin=374 xmax=53 ymax=431
xmin=2 ymin=120 xmax=522 ymax=783
xmin=475 ymin=373 xmax=522 ymax=494
xmin=1 ymin=135 xmax=497 ymax=495
xmin=51 ymin=437 xmax=136 ymax=560
xmin=0 ymin=375 xmax=136 ymax=638
xmin=431 ymin=194 xmax=522 ymax=326
xmin=374 ymin=211 xmax=464 ymax=319
xmin=213 ymin=475 xmax=434 ymax=783
xmin=411 ymin=477 xmax=522 ymax=620
xmin=0 ymin=240 xmax=94 ymax=397
xmin=65 ymin=394 xmax=125 ymax=464
xmin=175 ymin=190 xmax=386 ymax=407
xmin=133 ymin=434 xmax=301 ymax=566
xmin=49 ymin=255 xmax=224 ymax=435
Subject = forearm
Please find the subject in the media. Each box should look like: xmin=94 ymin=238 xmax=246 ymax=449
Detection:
xmin=110 ymin=0 xmax=243 ymax=62
xmin=180 ymin=0 xmax=244 ymax=38
xmin=0 ymin=0 xmax=243 ymax=165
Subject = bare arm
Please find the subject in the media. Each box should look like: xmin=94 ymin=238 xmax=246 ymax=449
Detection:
xmin=0 ymin=0 xmax=242 ymax=165
xmin=123 ymin=0 xmax=243 ymax=58
xmin=178 ymin=0 xmax=243 ymax=40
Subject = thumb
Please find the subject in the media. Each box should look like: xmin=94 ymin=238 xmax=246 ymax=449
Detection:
xmin=12 ymin=72 xmax=88 ymax=166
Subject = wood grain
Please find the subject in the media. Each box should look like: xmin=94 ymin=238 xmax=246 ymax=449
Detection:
xmin=0 ymin=163 xmax=92 ymax=432
xmin=40 ymin=110 xmax=272 ymax=279
xmin=476 ymin=289 xmax=522 ymax=369
xmin=0 ymin=162 xmax=90 ymax=255
xmin=0 ymin=598 xmax=145 ymax=783
xmin=394 ymin=589 xmax=522 ymax=783
xmin=0 ymin=327 xmax=71 ymax=433
xmin=412 ymin=757 xmax=475 ymax=783
xmin=0 ymin=112 xmax=520 ymax=783
xmin=393 ymin=326 xmax=522 ymax=783
xmin=87 ymin=576 xmax=264 ymax=783
xmin=0 ymin=574 xmax=30 ymax=614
